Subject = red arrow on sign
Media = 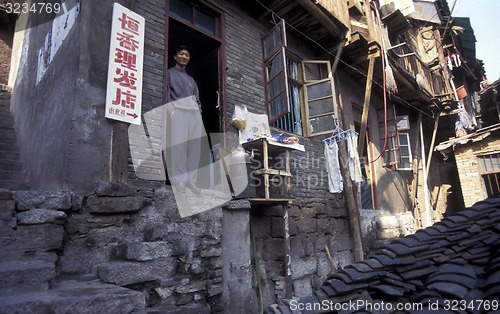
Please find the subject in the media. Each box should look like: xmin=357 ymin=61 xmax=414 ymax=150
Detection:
xmin=127 ymin=112 xmax=138 ymax=119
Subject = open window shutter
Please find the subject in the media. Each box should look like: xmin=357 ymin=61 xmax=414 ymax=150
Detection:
xmin=263 ymin=20 xmax=289 ymax=123
xmin=302 ymin=61 xmax=337 ymax=136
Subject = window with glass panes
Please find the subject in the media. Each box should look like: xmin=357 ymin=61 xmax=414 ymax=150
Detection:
xmin=262 ymin=20 xmax=337 ymax=137
xmin=479 ymin=152 xmax=500 ymax=196
xmin=170 ymin=0 xmax=217 ymax=36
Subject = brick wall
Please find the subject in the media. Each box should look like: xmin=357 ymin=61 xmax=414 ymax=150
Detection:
xmin=128 ymin=0 xmax=166 ymax=181
xmin=454 ymin=137 xmax=500 ymax=207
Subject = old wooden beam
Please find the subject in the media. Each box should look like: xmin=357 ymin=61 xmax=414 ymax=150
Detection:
xmin=358 ymin=46 xmax=377 ymax=155
xmin=426 ymin=114 xmax=440 ymax=177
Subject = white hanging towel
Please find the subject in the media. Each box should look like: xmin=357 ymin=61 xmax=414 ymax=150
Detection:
xmin=324 ymin=141 xmax=343 ymax=193
xmin=347 ymin=133 xmax=364 ymax=183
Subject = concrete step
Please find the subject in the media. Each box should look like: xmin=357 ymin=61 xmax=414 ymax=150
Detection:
xmin=0 ymin=278 xmax=146 ymax=314
xmin=0 ymin=260 xmax=55 ymax=291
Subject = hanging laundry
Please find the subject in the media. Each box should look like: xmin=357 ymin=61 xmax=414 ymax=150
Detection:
xmin=324 ymin=141 xmax=343 ymax=193
xmin=347 ymin=133 xmax=364 ymax=183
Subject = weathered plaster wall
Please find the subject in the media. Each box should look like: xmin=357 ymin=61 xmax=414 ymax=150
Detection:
xmin=10 ymin=0 xmax=121 ymax=191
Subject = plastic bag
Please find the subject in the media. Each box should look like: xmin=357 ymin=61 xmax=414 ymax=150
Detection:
xmin=231 ymin=105 xmax=248 ymax=130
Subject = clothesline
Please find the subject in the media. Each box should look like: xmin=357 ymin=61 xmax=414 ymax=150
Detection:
xmin=322 ymin=129 xmax=358 ymax=146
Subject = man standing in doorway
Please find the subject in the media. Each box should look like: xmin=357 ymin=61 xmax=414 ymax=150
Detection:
xmin=166 ymin=45 xmax=203 ymax=194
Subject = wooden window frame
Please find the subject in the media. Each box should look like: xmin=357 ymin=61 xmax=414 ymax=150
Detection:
xmin=302 ymin=60 xmax=336 ymax=137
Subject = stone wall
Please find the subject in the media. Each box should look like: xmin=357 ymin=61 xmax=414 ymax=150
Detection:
xmin=454 ymin=136 xmax=500 ymax=207
xmin=1 ymin=183 xmax=224 ymax=312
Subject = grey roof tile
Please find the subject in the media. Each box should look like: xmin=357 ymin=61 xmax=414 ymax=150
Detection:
xmin=400 ymin=266 xmax=438 ymax=280
xmin=385 ymin=243 xmax=430 ymax=256
xmin=360 ymin=258 xmax=383 ymax=270
xmin=345 ymin=262 xmax=375 ymax=273
xmin=427 ymin=281 xmax=469 ymax=299
xmin=395 ymin=260 xmax=433 ymax=273
xmin=379 ymin=277 xmax=416 ymax=292
xmin=372 ymin=284 xmax=405 ymax=297
xmin=326 ymin=278 xmax=369 ymax=295
xmin=485 ymin=270 xmax=500 ymax=288
xmin=454 ymin=208 xmax=481 ymax=218
xmin=485 ymin=284 xmax=500 ymax=299
xmin=268 ymin=195 xmax=500 ymax=314
xmin=394 ymin=237 xmax=425 ymax=247
xmin=342 ymin=267 xmax=384 ymax=282
xmin=426 ymin=273 xmax=477 ymax=289
xmin=434 ymin=263 xmax=477 ymax=278
xmin=328 ymin=272 xmax=355 ymax=284
xmin=444 ymin=214 xmax=470 ymax=224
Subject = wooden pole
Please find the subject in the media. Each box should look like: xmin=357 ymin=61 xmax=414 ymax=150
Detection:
xmin=426 ymin=114 xmax=440 ymax=177
xmin=110 ymin=122 xmax=129 ymax=183
xmin=410 ymin=113 xmax=422 ymax=211
xmin=338 ymin=139 xmax=364 ymax=261
xmin=358 ymin=47 xmax=377 ymax=156
xmin=419 ymin=116 xmax=432 ymax=227
xmin=332 ymin=66 xmax=364 ymax=262
xmin=109 ymin=0 xmax=136 ymax=183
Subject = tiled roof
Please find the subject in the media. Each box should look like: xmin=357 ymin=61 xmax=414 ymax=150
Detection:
xmin=268 ymin=194 xmax=500 ymax=314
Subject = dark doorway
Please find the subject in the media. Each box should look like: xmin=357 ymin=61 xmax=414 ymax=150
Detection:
xmin=167 ymin=18 xmax=223 ymax=188
xmin=167 ymin=19 xmax=221 ymax=135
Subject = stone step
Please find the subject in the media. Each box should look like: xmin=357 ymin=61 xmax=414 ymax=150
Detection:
xmin=0 ymin=170 xmax=26 ymax=181
xmin=0 ymin=260 xmax=55 ymax=291
xmin=0 ymin=160 xmax=24 ymax=172
xmin=0 ymin=150 xmax=20 ymax=161
xmin=0 ymin=137 xmax=16 ymax=145
xmin=0 ymin=113 xmax=13 ymax=128
xmin=0 ymin=143 xmax=19 ymax=153
xmin=0 ymin=278 xmax=146 ymax=314
xmin=0 ymin=180 xmax=29 ymax=190
xmin=0 ymin=128 xmax=16 ymax=138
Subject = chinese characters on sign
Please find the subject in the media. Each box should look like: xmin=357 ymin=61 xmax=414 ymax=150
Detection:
xmin=105 ymin=3 xmax=145 ymax=125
